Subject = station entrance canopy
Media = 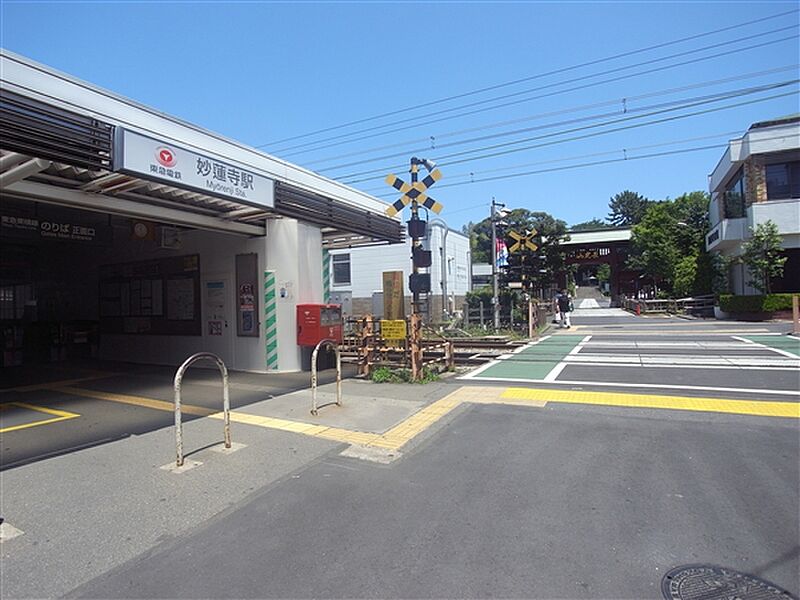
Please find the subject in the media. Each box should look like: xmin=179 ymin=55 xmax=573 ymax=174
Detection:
xmin=0 ymin=52 xmax=403 ymax=247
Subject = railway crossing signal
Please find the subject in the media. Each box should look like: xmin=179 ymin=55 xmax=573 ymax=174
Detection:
xmin=508 ymin=229 xmax=538 ymax=253
xmin=384 ymin=169 xmax=443 ymax=217
xmin=384 ymin=157 xmax=443 ymax=382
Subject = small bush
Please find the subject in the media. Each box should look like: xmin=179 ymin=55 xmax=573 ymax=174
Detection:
xmin=371 ymin=366 xmax=439 ymax=384
xmin=719 ymin=294 xmax=795 ymax=313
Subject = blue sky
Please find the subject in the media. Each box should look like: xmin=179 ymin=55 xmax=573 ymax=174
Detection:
xmin=2 ymin=1 xmax=798 ymax=230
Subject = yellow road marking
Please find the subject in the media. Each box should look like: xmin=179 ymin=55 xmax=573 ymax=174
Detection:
xmin=1 ymin=372 xmax=117 ymax=393
xmin=55 ymin=386 xmax=215 ymax=416
xmin=502 ymin=387 xmax=800 ymax=418
xmin=0 ymin=402 xmax=80 ymax=433
xmin=38 ymin=383 xmax=799 ymax=456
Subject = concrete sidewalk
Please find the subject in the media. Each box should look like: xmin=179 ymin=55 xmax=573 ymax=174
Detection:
xmin=0 ymin=377 xmax=460 ymax=599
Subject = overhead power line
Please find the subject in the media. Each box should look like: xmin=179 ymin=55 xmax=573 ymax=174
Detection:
xmin=258 ymin=8 xmax=799 ymax=149
xmin=317 ymin=79 xmax=796 ymax=175
xmin=337 ymin=86 xmax=798 ymax=183
xmin=362 ymin=130 xmax=747 ymax=197
xmin=306 ymin=65 xmax=799 ymax=169
xmin=276 ymin=29 xmax=798 ymax=157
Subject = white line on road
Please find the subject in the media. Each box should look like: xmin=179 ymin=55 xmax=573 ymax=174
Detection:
xmin=731 ymin=335 xmax=800 ymax=360
xmin=544 ymin=335 xmax=591 ymax=382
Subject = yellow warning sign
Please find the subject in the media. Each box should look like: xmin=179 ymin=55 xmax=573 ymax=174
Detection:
xmin=381 ymin=319 xmax=407 ymax=341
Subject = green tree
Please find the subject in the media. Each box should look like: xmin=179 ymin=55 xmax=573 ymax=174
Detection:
xmin=673 ymin=255 xmax=698 ymax=298
xmin=741 ymin=220 xmax=787 ymax=293
xmin=628 ymin=191 xmax=713 ymax=297
xmin=570 ymin=218 xmax=613 ymax=231
xmin=607 ymin=190 xmax=651 ymax=227
xmin=628 ymin=202 xmax=681 ymax=290
xmin=597 ymin=263 xmax=611 ymax=284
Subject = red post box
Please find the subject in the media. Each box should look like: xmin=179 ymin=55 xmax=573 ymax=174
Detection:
xmin=297 ymin=304 xmax=343 ymax=346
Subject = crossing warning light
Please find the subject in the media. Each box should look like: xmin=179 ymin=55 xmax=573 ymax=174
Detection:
xmin=412 ymin=246 xmax=432 ymax=268
xmin=409 ymin=273 xmax=431 ymax=294
xmin=407 ymin=217 xmax=426 ymax=239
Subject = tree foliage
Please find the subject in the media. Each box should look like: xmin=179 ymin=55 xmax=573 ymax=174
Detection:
xmin=596 ymin=263 xmax=611 ymax=284
xmin=628 ymin=191 xmax=712 ymax=296
xmin=607 ymin=190 xmax=651 ymax=227
xmin=741 ymin=220 xmax=787 ymax=294
xmin=570 ymin=218 xmax=613 ymax=231
xmin=465 ymin=209 xmax=569 ymax=292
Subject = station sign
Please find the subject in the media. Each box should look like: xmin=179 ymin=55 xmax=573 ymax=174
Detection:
xmin=113 ymin=128 xmax=274 ymax=209
xmin=1 ymin=210 xmax=112 ymax=245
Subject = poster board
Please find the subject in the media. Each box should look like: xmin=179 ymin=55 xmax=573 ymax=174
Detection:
xmin=99 ymin=254 xmax=201 ymax=335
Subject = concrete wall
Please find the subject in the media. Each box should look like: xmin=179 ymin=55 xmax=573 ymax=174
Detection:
xmin=266 ymin=219 xmax=323 ymax=372
xmin=329 ymin=228 xmax=471 ymax=318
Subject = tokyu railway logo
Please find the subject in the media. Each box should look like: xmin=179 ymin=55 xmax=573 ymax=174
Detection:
xmin=156 ymin=146 xmax=177 ymax=168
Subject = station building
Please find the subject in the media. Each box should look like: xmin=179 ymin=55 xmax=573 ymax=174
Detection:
xmin=328 ymin=226 xmax=471 ymax=321
xmin=0 ymin=50 xmax=403 ymax=373
xmin=706 ymin=115 xmax=800 ymax=295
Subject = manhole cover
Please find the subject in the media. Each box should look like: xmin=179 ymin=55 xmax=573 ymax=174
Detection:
xmin=662 ymin=565 xmax=796 ymax=600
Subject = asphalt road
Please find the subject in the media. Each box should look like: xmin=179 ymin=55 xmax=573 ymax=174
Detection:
xmin=3 ymin=308 xmax=799 ymax=599
xmin=69 ymin=401 xmax=800 ymax=599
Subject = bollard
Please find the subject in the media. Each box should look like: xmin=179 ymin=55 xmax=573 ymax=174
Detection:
xmin=793 ymin=295 xmax=799 ymax=335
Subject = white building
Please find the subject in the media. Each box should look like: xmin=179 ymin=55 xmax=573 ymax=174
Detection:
xmin=328 ymin=225 xmax=471 ymax=320
xmin=706 ymin=115 xmax=800 ymax=295
xmin=0 ymin=50 xmax=403 ymax=372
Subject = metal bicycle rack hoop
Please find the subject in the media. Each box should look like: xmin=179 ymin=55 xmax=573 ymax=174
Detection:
xmin=310 ymin=339 xmax=342 ymax=416
xmin=173 ymin=352 xmax=231 ymax=467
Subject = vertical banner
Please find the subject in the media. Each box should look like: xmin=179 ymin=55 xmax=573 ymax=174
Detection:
xmin=382 ymin=270 xmax=405 ymax=320
xmin=322 ymin=248 xmax=331 ymax=303
xmin=236 ymin=253 xmax=259 ymax=337
xmin=496 ymin=238 xmax=509 ymax=267
xmin=264 ymin=270 xmax=278 ymax=370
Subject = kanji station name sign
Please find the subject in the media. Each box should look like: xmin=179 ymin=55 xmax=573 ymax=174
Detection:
xmin=113 ymin=129 xmax=274 ymax=209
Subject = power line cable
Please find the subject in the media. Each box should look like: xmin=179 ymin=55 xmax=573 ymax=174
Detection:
xmin=258 ymin=8 xmax=798 ymax=149
xmin=337 ymin=85 xmax=798 ymax=183
xmin=307 ymin=65 xmax=799 ymax=169
xmin=274 ymin=26 xmax=797 ymax=156
xmin=345 ymin=91 xmax=797 ymax=188
xmin=318 ymin=80 xmax=795 ymax=175
xmin=363 ymin=130 xmax=746 ymax=196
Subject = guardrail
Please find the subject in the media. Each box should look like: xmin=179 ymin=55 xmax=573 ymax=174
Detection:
xmin=623 ymin=294 xmax=715 ymax=315
xmin=173 ymin=352 xmax=231 ymax=467
xmin=310 ymin=339 xmax=342 ymax=416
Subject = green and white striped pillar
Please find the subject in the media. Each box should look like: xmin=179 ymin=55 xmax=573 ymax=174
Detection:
xmin=322 ymin=248 xmax=331 ymax=303
xmin=264 ymin=270 xmax=278 ymax=371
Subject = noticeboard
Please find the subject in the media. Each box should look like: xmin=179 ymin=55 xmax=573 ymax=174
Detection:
xmin=381 ymin=319 xmax=407 ymax=341
xmin=99 ymin=254 xmax=201 ymax=336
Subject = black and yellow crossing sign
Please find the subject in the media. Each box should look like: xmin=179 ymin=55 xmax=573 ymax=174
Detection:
xmin=384 ymin=169 xmax=443 ymax=217
xmin=508 ymin=229 xmax=538 ymax=253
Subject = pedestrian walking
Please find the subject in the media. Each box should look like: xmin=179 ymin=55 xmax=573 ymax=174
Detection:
xmin=557 ymin=288 xmax=572 ymax=328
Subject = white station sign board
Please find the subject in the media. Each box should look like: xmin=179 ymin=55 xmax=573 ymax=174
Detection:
xmin=113 ymin=128 xmax=274 ymax=209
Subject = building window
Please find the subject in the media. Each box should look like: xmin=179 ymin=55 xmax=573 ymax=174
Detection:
xmin=723 ymin=168 xmax=745 ymax=218
xmin=766 ymin=161 xmax=800 ymax=200
xmin=332 ymin=253 xmax=351 ymax=285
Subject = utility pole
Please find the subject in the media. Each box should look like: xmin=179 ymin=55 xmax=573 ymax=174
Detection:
xmin=491 ymin=197 xmax=505 ymax=330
